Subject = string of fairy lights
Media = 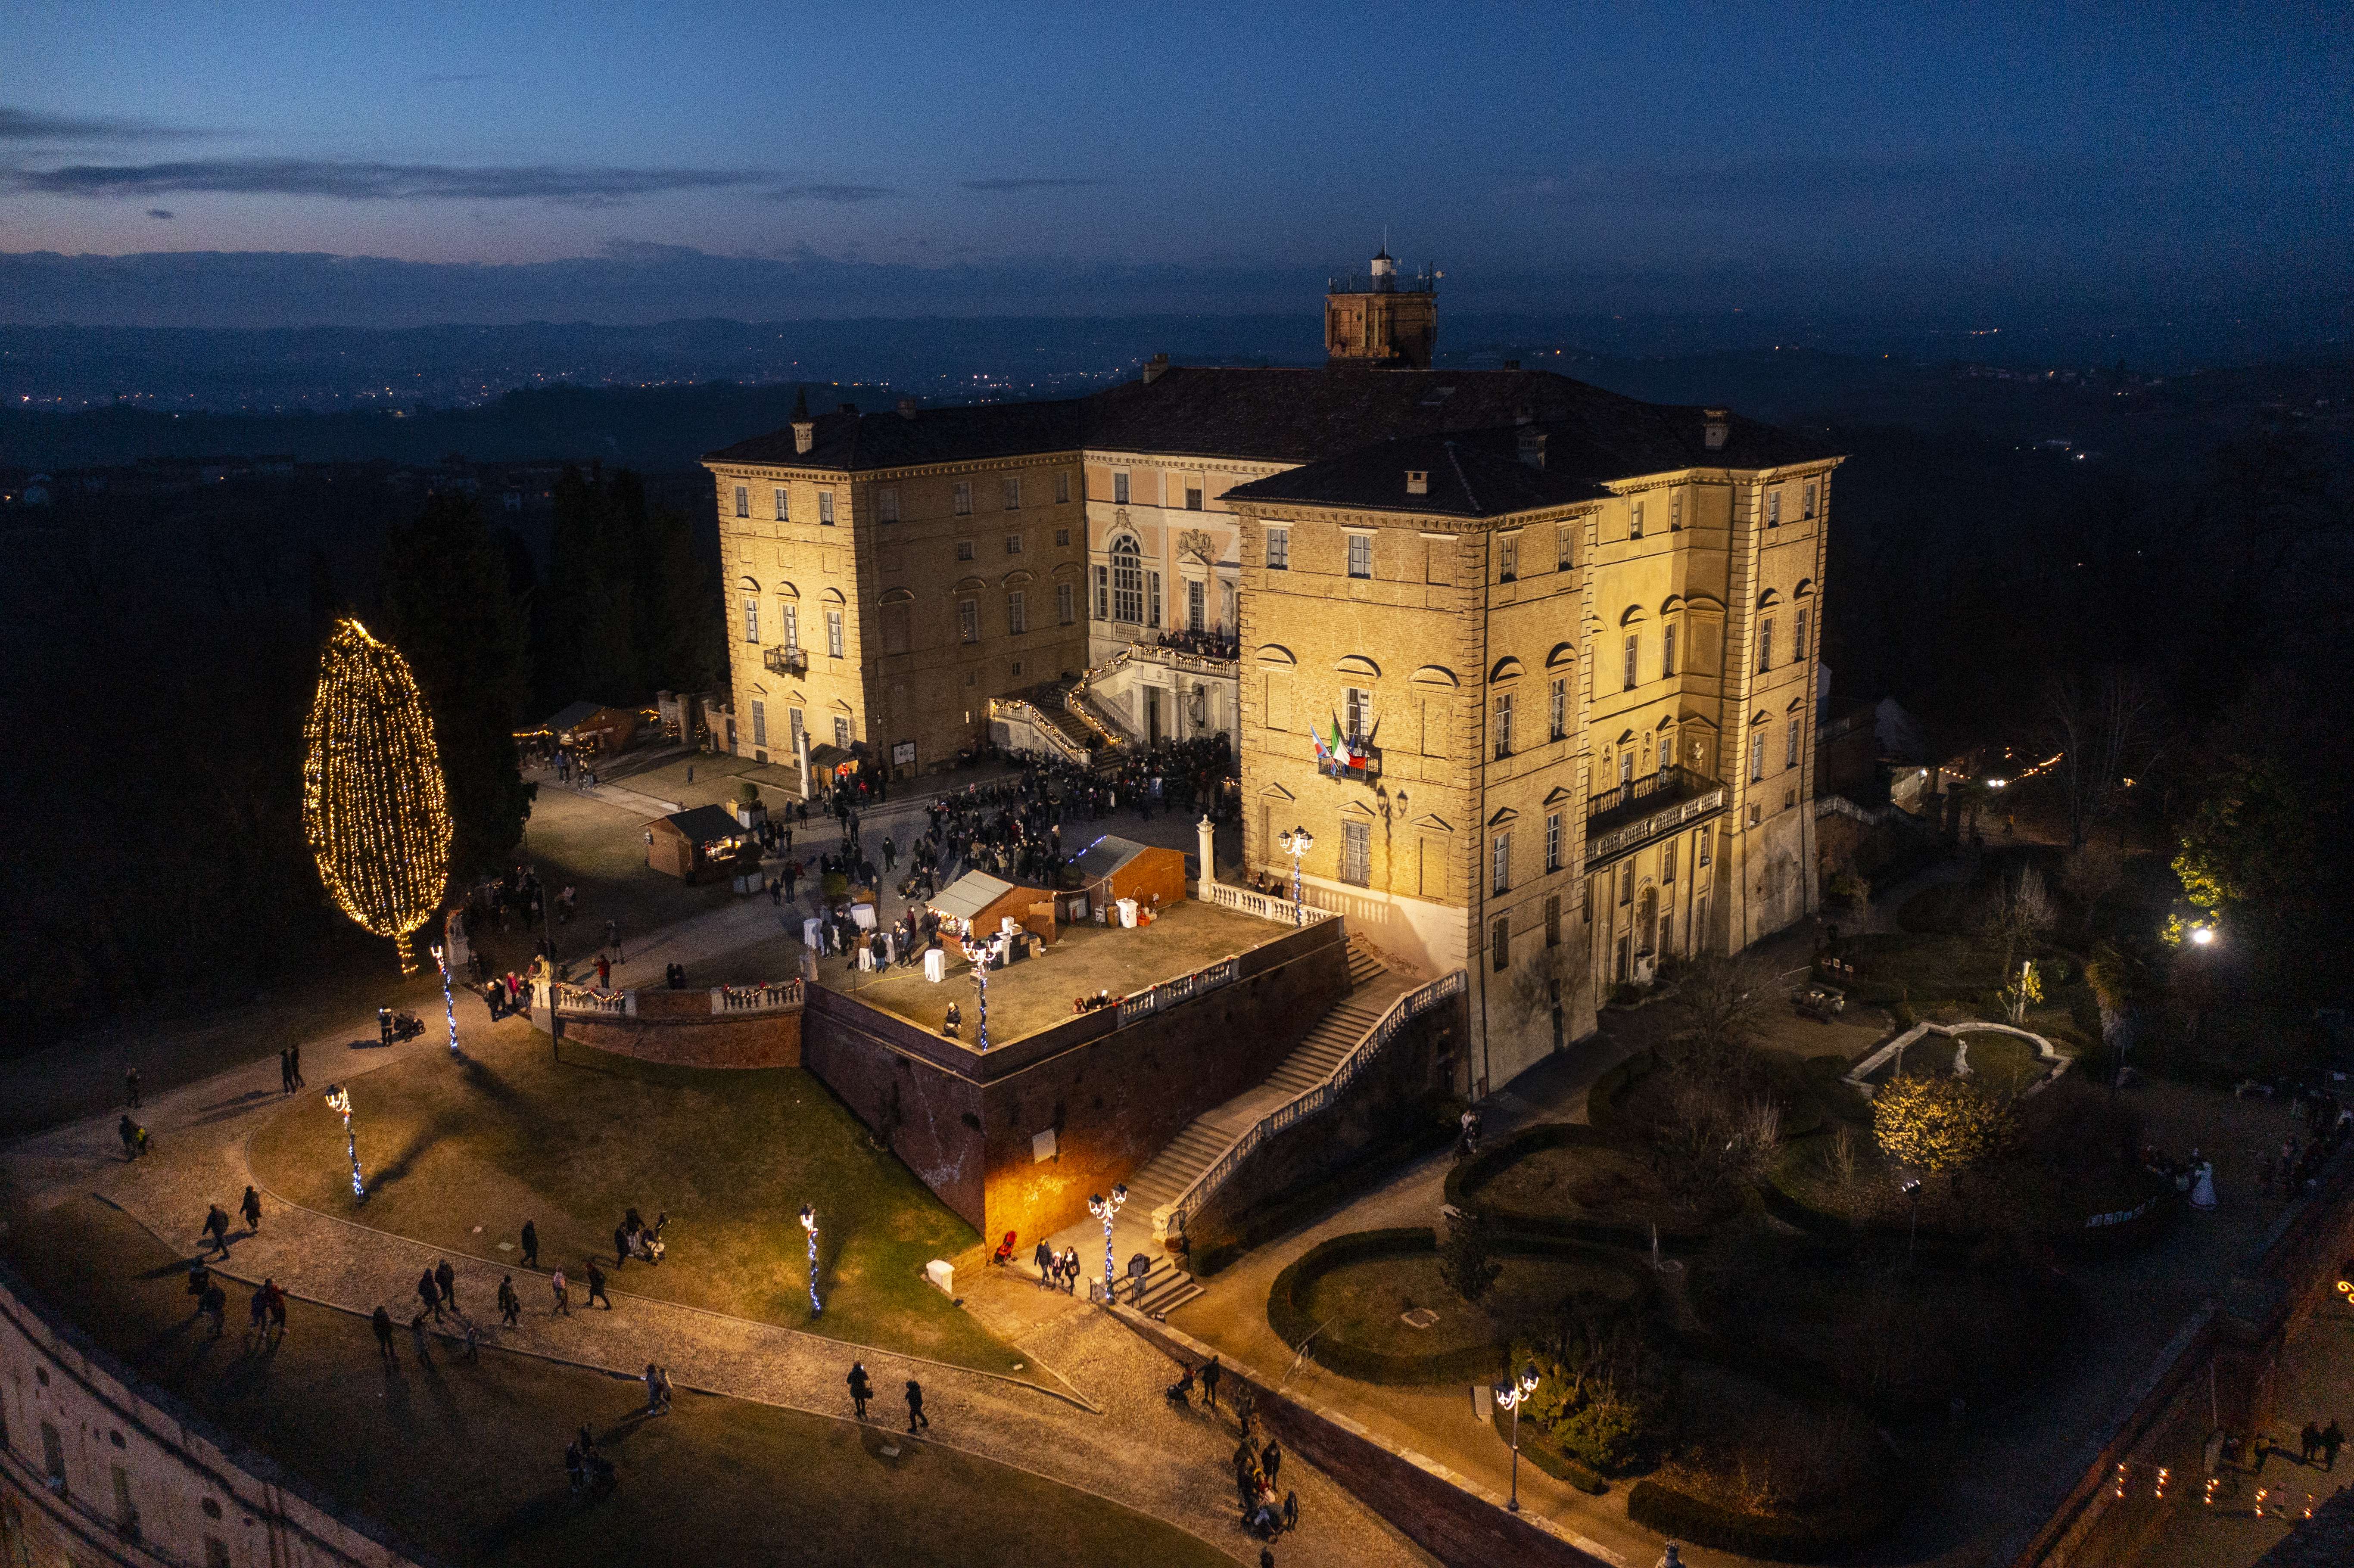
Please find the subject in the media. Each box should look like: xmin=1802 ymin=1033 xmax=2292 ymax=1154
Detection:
xmin=302 ymin=619 xmax=453 ymax=975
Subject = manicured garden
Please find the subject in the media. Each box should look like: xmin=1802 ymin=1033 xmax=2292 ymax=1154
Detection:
xmin=248 ymin=1015 xmax=1026 ymax=1378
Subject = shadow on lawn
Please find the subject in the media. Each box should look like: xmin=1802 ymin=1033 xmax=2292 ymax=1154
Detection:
xmin=366 ymin=1110 xmax=477 ymax=1196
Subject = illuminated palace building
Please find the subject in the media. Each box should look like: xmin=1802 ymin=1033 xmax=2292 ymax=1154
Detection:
xmin=704 ymin=248 xmax=1841 ymax=1089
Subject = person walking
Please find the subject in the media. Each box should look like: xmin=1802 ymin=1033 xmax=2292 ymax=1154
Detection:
xmin=615 ymin=1222 xmax=632 ymax=1267
xmin=203 ymin=1204 xmax=233 ymax=1260
xmin=586 ymin=1261 xmax=612 ymax=1310
xmin=416 ymin=1267 xmax=444 ymax=1324
xmin=372 ymin=1305 xmax=397 ymax=1366
xmin=1201 ymin=1355 xmax=1223 ymax=1412
xmin=520 ymin=1220 xmax=539 ymax=1269
xmin=1283 ymin=1490 xmax=1298 ymax=1532
xmin=280 ymin=1048 xmax=294 ymax=1094
xmin=240 ymin=1185 xmax=263 ymax=1233
xmin=199 ymin=1282 xmax=227 ymax=1338
xmin=2323 ymin=1419 xmax=2345 ymax=1471
xmin=434 ymin=1259 xmax=456 ymax=1311
xmin=1034 ymin=1238 xmax=1054 ymax=1288
xmin=125 ymin=1066 xmax=141 ymax=1108
xmin=904 ymin=1379 xmax=929 ymax=1434
xmin=551 ymin=1268 xmax=571 ymax=1316
xmin=290 ymin=1044 xmax=305 ymax=1089
xmin=498 ymin=1274 xmax=522 ymax=1328
xmin=1262 ymin=1438 xmax=1282 ymax=1484
xmin=847 ymin=1361 xmax=872 ymax=1419
xmin=645 ymin=1363 xmax=665 ymax=1416
xmin=264 ymin=1279 xmax=288 ymax=1341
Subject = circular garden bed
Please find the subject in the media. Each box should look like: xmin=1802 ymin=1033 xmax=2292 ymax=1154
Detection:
xmin=1448 ymin=1122 xmax=1721 ymax=1245
xmin=1267 ymin=1228 xmax=1647 ymax=1385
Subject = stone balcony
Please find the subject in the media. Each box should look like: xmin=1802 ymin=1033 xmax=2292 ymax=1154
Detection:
xmin=1586 ymin=764 xmax=1727 ymax=862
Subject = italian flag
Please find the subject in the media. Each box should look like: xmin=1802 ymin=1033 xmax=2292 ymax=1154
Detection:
xmin=1328 ymin=718 xmax=1361 ymax=772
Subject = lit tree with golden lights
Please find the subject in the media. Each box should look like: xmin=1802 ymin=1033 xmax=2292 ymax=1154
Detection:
xmin=303 ymin=619 xmax=452 ymax=974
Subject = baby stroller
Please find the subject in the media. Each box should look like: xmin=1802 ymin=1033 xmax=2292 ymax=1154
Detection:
xmin=633 ymin=1213 xmax=668 ymax=1265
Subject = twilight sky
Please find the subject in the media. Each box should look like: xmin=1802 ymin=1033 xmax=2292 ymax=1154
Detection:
xmin=3 ymin=1 xmax=2348 ymax=324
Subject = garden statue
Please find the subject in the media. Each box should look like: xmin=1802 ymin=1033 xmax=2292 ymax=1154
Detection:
xmin=2190 ymin=1160 xmax=2217 ymax=1210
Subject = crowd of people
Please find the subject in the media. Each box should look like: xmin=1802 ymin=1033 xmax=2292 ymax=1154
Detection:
xmin=1147 ymin=628 xmax=1240 ymax=661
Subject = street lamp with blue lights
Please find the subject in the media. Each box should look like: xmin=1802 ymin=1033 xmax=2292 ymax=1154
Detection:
xmin=1088 ymin=1184 xmax=1127 ymax=1304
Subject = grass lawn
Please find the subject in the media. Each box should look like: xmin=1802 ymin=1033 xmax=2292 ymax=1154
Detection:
xmin=1471 ymin=1139 xmax=1699 ymax=1235
xmin=246 ymin=1017 xmax=1026 ymax=1379
xmin=1302 ymin=1252 xmax=1639 ymax=1360
xmin=0 ymin=1198 xmax=1226 ymax=1568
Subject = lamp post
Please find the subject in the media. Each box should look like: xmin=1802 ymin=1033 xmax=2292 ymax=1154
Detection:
xmin=324 ymin=1084 xmax=364 ymax=1199
xmin=1902 ymin=1176 xmax=1923 ymax=1259
xmin=1089 ymin=1184 xmax=1127 ymax=1304
xmin=1279 ymin=825 xmax=1313 ymax=925
xmin=799 ymin=1204 xmax=822 ymax=1316
xmin=430 ymin=943 xmax=460 ymax=1055
xmin=1493 ymin=1361 xmax=1541 ymax=1511
xmin=965 ymin=940 xmax=991 ymax=1052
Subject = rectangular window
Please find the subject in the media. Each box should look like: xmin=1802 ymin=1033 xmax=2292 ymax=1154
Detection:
xmin=1492 ymin=832 xmax=1512 ymax=895
xmin=1343 ymin=685 xmax=1371 ymax=744
xmin=1006 ymin=533 xmax=1023 ymax=555
xmin=1185 ymin=485 xmax=1203 ymax=511
xmin=1795 ymin=608 xmax=1809 ymax=662
xmin=1557 ymin=526 xmax=1573 ymax=571
xmin=1055 ymin=470 xmax=1071 ymax=504
xmin=1146 ymin=571 xmax=1162 ymax=628
xmin=875 ymin=486 xmax=897 ymax=523
xmin=1548 ymin=678 xmax=1566 ymax=741
xmin=741 ymin=597 xmax=760 ymax=642
xmin=1113 ymin=471 xmax=1130 ymax=504
xmin=775 ymin=486 xmax=791 ymax=521
xmin=1002 ymin=475 xmax=1021 ymax=510
xmin=1758 ymin=616 xmax=1775 ymax=673
xmin=1187 ymin=578 xmax=1205 ymax=632
xmin=112 ymin=1464 xmax=135 ymax=1532
xmin=750 ymin=699 xmax=767 ymax=747
xmin=1671 ymin=490 xmax=1684 ymax=531
xmin=1266 ymin=527 xmax=1290 ymax=570
xmin=1698 ymin=828 xmax=1712 ymax=867
xmin=826 ymin=608 xmax=845 ymax=658
xmin=1341 ymin=821 xmax=1371 ymax=886
xmin=1663 ymin=622 xmax=1678 ymax=678
xmin=953 ymin=481 xmax=973 ymax=515
xmin=1544 ymin=812 xmax=1562 ymax=872
xmin=1659 ymin=732 xmax=1675 ymax=775
xmin=1750 ymin=735 xmax=1765 ymax=781
xmin=40 ymin=1422 xmax=63 ymax=1487
xmin=1491 ymin=916 xmax=1510 ymax=973
xmin=1630 ymin=499 xmax=1644 ymax=539
xmin=1767 ymin=489 xmax=1782 ymax=526
xmin=1749 ymin=802 xmax=1762 ymax=826
xmin=1092 ymin=565 xmax=1108 ymax=619
xmin=1583 ymin=874 xmax=1594 ymax=920
xmin=1624 ymin=634 xmax=1640 ymax=691
xmin=957 ymin=599 xmax=978 ymax=644
xmin=1544 ymin=893 xmax=1561 ymax=949
xmin=1346 ymin=533 xmax=1373 ymax=579
xmin=1499 ymin=534 xmax=1518 ymax=582
xmin=1057 ymin=582 xmax=1075 ymax=624
xmin=789 ymin=707 xmax=804 ymax=748
xmin=1493 ymin=692 xmax=1514 ymax=759
xmin=818 ymin=489 xmax=835 ymax=525
xmin=1803 ymin=481 xmax=1818 ymax=519
xmin=1786 ymin=719 xmax=1802 ymax=768
xmin=734 ymin=485 xmax=749 ymax=519
xmin=1055 ymin=527 xmax=1070 ymax=547
xmin=1620 ymin=864 xmax=1634 ymax=905
xmin=1007 ymin=590 xmax=1027 ymax=634
xmin=834 ymin=716 xmax=852 ymax=749
xmin=956 ymin=539 xmax=975 ymax=562
xmin=1663 ymin=840 xmax=1678 ymax=883
xmin=781 ymin=603 xmax=798 ymax=649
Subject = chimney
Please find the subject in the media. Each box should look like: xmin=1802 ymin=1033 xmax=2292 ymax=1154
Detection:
xmin=897 ymin=397 xmax=918 ymax=420
xmin=1406 ymin=470 xmax=1429 ymax=495
xmin=790 ymin=387 xmax=815 ymax=455
xmin=1517 ymin=428 xmax=1548 ymax=469
xmin=1142 ymin=352 xmax=1171 ymax=385
xmin=1703 ymin=409 xmax=1729 ymax=451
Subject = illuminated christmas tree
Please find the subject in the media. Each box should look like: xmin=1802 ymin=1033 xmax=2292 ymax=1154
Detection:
xmin=303 ymin=619 xmax=452 ymax=973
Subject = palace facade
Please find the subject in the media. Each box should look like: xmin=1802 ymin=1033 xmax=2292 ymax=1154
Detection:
xmin=703 ymin=250 xmax=1841 ymax=1092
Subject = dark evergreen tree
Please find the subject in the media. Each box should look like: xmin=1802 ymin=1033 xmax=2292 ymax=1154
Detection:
xmin=380 ymin=491 xmax=535 ymax=878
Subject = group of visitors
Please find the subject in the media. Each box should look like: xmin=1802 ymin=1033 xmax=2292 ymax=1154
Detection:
xmin=1230 ymin=1408 xmax=1298 ymax=1540
xmin=843 ymin=1360 xmax=929 ymax=1434
xmin=1031 ymin=1238 xmax=1087 ymax=1293
xmin=1149 ymin=628 xmax=1240 ymax=660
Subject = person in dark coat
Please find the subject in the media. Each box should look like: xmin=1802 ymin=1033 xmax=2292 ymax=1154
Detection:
xmin=615 ymin=1223 xmax=632 ymax=1266
xmin=1034 ymin=1238 xmax=1055 ymax=1288
xmin=1201 ymin=1355 xmax=1223 ymax=1412
xmin=2324 ymin=1420 xmax=2346 ymax=1471
xmin=372 ymin=1305 xmax=396 ymax=1366
xmin=240 ymin=1185 xmax=263 ymax=1232
xmin=203 ymin=1204 xmax=233 ymax=1259
xmin=905 ymin=1379 xmax=929 ymax=1434
xmin=586 ymin=1262 xmax=612 ymax=1309
xmin=280 ymin=1048 xmax=295 ymax=1093
xmin=1262 ymin=1439 xmax=1281 ymax=1483
xmin=498 ymin=1275 xmax=522 ymax=1327
xmin=434 ymin=1259 xmax=456 ymax=1309
xmin=416 ymin=1267 xmax=443 ymax=1323
xmin=847 ymin=1362 xmax=872 ymax=1419
xmin=290 ymin=1044 xmax=304 ymax=1088
xmin=520 ymin=1220 xmax=539 ymax=1268
xmin=199 ymin=1283 xmax=227 ymax=1338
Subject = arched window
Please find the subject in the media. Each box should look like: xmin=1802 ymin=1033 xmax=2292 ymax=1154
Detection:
xmin=1111 ymin=537 xmax=1144 ymax=624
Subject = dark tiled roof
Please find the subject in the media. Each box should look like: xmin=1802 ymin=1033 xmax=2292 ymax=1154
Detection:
xmin=657 ymin=805 xmax=748 ymax=842
xmin=1226 ymin=431 xmax=1612 ymax=518
xmin=705 ymin=365 xmax=1837 ymax=478
xmin=705 ymin=398 xmax=1086 ymax=470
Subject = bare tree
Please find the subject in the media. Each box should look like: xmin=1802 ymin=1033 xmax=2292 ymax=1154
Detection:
xmin=1674 ymin=952 xmax=1777 ymax=1052
xmin=1980 ymin=866 xmax=2056 ymax=980
xmin=2043 ymin=669 xmax=2163 ymax=849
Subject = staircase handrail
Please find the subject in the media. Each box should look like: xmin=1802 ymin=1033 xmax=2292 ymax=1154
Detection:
xmin=987 ymin=696 xmax=1090 ymax=768
xmin=1062 ymin=680 xmax=1128 ymax=750
xmin=1153 ymin=966 xmax=1466 ymax=1238
xmin=1200 ymin=879 xmax=1336 ymax=927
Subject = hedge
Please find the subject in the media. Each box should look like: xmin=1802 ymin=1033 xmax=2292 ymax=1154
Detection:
xmin=1490 ymin=1408 xmax=1609 ymax=1494
xmin=1445 ymin=1121 xmax=1715 ymax=1249
xmin=1265 ymin=1227 xmax=1650 ymax=1387
xmin=1626 ymin=1478 xmax=1905 ymax=1561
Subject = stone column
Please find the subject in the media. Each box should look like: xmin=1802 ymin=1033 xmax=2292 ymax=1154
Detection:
xmin=1196 ymin=815 xmax=1217 ymax=896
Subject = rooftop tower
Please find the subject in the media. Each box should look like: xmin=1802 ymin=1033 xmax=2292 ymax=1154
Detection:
xmin=1325 ymin=244 xmax=1438 ymax=370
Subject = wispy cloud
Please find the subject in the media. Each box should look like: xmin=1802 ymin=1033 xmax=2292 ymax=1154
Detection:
xmin=0 ymin=106 xmax=199 ymax=143
xmin=961 ymin=177 xmax=1102 ymax=193
xmin=765 ymin=183 xmax=897 ymax=204
xmin=3 ymin=159 xmax=768 ymax=206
